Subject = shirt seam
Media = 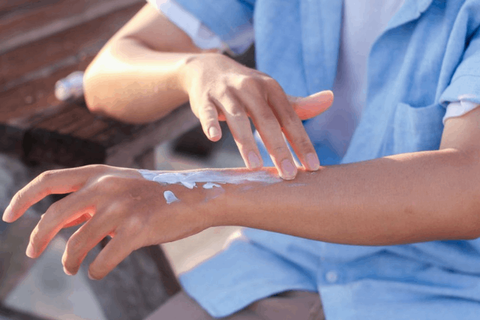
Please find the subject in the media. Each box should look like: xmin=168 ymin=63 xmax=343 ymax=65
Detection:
xmin=451 ymin=73 xmax=480 ymax=83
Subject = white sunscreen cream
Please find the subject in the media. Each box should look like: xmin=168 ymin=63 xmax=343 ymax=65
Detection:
xmin=139 ymin=169 xmax=282 ymax=204
xmin=163 ymin=191 xmax=180 ymax=204
xmin=203 ymin=182 xmax=222 ymax=189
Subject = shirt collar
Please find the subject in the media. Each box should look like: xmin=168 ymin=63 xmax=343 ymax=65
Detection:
xmin=386 ymin=0 xmax=434 ymax=31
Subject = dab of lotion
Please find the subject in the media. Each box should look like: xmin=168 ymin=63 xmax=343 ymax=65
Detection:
xmin=139 ymin=169 xmax=282 ymax=205
xmin=163 ymin=190 xmax=180 ymax=204
xmin=139 ymin=170 xmax=281 ymax=189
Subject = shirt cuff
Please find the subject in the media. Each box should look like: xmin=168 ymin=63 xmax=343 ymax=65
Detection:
xmin=147 ymin=0 xmax=254 ymax=55
xmin=443 ymin=100 xmax=480 ymax=124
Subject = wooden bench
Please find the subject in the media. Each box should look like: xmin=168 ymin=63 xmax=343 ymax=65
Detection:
xmin=0 ymin=1 xmax=205 ymax=319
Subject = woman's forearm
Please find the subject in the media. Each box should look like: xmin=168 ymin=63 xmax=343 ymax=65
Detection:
xmin=84 ymin=37 xmax=200 ymax=123
xmin=208 ymin=148 xmax=480 ymax=245
xmin=4 ymin=148 xmax=480 ymax=279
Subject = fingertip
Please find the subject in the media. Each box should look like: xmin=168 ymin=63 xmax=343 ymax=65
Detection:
xmin=247 ymin=151 xmax=263 ymax=170
xmin=208 ymin=126 xmax=222 ymax=141
xmin=63 ymin=266 xmax=74 ymax=276
xmin=2 ymin=204 xmax=13 ymax=223
xmin=309 ymin=90 xmax=334 ymax=104
xmin=280 ymin=159 xmax=297 ymax=180
xmin=305 ymin=153 xmax=320 ymax=171
xmin=88 ymin=269 xmax=102 ymax=281
xmin=26 ymin=243 xmax=36 ymax=258
xmin=324 ymin=90 xmax=334 ymax=103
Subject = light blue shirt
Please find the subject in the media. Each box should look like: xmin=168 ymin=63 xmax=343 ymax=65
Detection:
xmin=172 ymin=0 xmax=480 ymax=319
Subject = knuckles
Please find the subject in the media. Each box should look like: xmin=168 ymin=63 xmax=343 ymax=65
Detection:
xmin=65 ymin=236 xmax=84 ymax=258
xmin=91 ymin=175 xmax=123 ymax=194
xmin=292 ymin=138 xmax=314 ymax=153
xmin=36 ymin=169 xmax=58 ymax=183
xmin=122 ymin=215 xmax=148 ymax=237
xmin=236 ymin=76 xmax=262 ymax=92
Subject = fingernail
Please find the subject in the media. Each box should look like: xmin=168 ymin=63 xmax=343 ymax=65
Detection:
xmin=247 ymin=151 xmax=262 ymax=169
xmin=2 ymin=204 xmax=12 ymax=222
xmin=26 ymin=243 xmax=35 ymax=258
xmin=281 ymin=159 xmax=297 ymax=180
xmin=306 ymin=153 xmax=320 ymax=171
xmin=88 ymin=271 xmax=97 ymax=280
xmin=208 ymin=127 xmax=220 ymax=139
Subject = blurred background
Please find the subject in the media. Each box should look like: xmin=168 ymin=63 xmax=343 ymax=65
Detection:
xmin=0 ymin=0 xmax=254 ymax=319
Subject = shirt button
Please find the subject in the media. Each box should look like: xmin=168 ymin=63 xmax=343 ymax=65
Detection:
xmin=325 ymin=271 xmax=338 ymax=283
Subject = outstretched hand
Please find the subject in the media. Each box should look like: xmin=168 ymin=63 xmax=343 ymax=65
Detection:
xmin=2 ymin=165 xmax=211 ymax=280
xmin=183 ymin=54 xmax=334 ymax=180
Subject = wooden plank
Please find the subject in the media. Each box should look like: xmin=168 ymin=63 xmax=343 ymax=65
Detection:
xmin=0 ymin=58 xmax=93 ymax=124
xmin=0 ymin=125 xmax=25 ymax=155
xmin=71 ymin=117 xmax=111 ymax=140
xmin=0 ymin=0 xmax=39 ymax=13
xmin=33 ymin=106 xmax=87 ymax=132
xmin=56 ymin=111 xmax=97 ymax=135
xmin=22 ymin=129 xmax=106 ymax=166
xmin=104 ymin=104 xmax=199 ymax=167
xmin=92 ymin=122 xmax=146 ymax=147
xmin=0 ymin=63 xmax=89 ymax=156
xmin=0 ymin=2 xmax=143 ymax=90
xmin=0 ymin=0 xmax=144 ymax=54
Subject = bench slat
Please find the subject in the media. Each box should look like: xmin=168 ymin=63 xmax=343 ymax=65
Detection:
xmin=34 ymin=106 xmax=89 ymax=132
xmin=71 ymin=118 xmax=111 ymax=140
xmin=1 ymin=2 xmax=143 ymax=90
xmin=0 ymin=0 xmax=144 ymax=55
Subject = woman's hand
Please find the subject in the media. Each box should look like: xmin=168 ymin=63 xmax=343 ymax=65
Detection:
xmin=181 ymin=53 xmax=334 ymax=180
xmin=2 ymin=165 xmax=212 ymax=280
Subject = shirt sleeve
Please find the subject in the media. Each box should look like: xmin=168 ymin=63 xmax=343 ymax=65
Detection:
xmin=146 ymin=0 xmax=254 ymax=55
xmin=443 ymin=100 xmax=480 ymax=124
xmin=439 ymin=14 xmax=480 ymax=124
xmin=440 ymin=23 xmax=480 ymax=107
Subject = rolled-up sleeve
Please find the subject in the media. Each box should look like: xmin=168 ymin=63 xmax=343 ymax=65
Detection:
xmin=440 ymin=26 xmax=480 ymax=106
xmin=173 ymin=0 xmax=254 ymax=42
xmin=147 ymin=0 xmax=254 ymax=54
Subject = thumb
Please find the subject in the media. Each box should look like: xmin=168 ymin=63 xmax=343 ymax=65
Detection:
xmin=288 ymin=90 xmax=334 ymax=120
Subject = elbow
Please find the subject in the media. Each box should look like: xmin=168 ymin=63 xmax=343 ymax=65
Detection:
xmin=83 ymin=61 xmax=107 ymax=116
xmin=83 ymin=56 xmax=128 ymax=120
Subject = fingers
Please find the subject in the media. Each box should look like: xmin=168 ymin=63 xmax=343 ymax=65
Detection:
xmin=197 ymin=102 xmax=222 ymax=142
xmin=243 ymin=96 xmax=298 ymax=179
xmin=62 ymin=213 xmax=91 ymax=229
xmin=62 ymin=213 xmax=114 ymax=275
xmin=289 ymin=90 xmax=334 ymax=120
xmin=214 ymin=93 xmax=264 ymax=171
xmin=3 ymin=166 xmax=102 ymax=223
xmin=267 ymin=85 xmax=320 ymax=172
xmin=26 ymin=189 xmax=95 ymax=259
xmin=87 ymin=231 xmax=140 ymax=280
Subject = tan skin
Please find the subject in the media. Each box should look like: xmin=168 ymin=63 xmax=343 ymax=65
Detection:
xmin=83 ymin=3 xmax=334 ymax=179
xmin=3 ymin=3 xmax=480 ymax=280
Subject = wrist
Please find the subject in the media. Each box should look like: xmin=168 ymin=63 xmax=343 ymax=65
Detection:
xmin=178 ymin=52 xmax=228 ymax=94
xmin=194 ymin=185 xmax=232 ymax=228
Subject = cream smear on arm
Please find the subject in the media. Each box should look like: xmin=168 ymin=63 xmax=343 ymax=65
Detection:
xmin=138 ymin=169 xmax=282 ymax=204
